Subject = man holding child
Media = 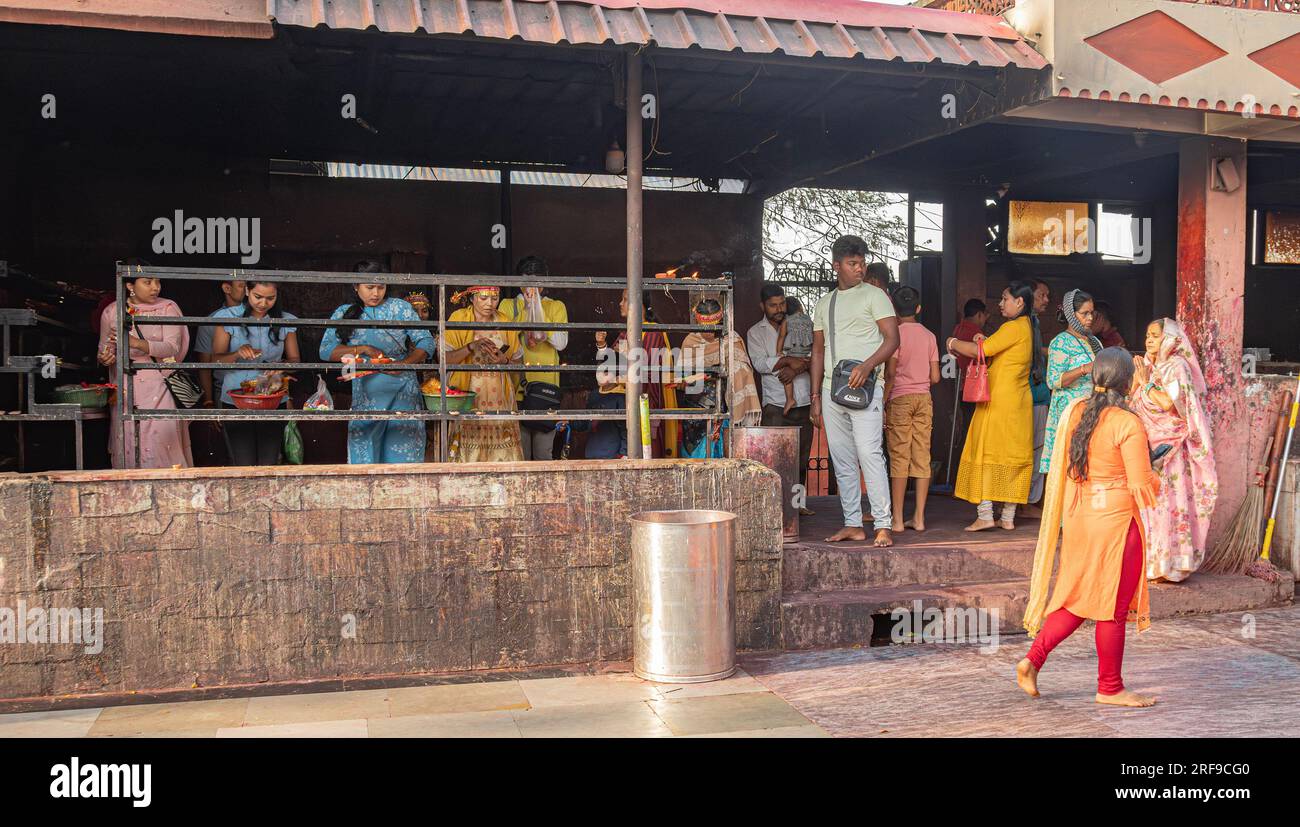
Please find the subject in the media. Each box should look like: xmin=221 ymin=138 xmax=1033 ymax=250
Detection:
xmin=747 ymin=284 xmax=815 ymax=514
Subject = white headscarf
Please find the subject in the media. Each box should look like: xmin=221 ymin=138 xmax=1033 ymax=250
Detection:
xmin=1154 ymin=317 xmax=1207 ymax=396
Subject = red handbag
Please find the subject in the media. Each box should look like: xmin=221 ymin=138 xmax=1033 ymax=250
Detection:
xmin=962 ymin=342 xmax=990 ymax=403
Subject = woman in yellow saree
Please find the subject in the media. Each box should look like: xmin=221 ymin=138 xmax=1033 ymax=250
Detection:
xmin=443 ymin=285 xmax=524 ymax=462
xmin=945 ymin=280 xmax=1042 ymax=531
xmin=1019 ymin=348 xmax=1161 ymax=708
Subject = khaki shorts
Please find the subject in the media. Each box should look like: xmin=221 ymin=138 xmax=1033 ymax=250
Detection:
xmin=885 ymin=392 xmax=934 ymax=478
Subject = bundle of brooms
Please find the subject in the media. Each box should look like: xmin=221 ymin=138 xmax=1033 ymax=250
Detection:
xmin=1204 ymin=386 xmax=1294 ymax=580
xmin=1254 ymin=378 xmax=1300 ymax=581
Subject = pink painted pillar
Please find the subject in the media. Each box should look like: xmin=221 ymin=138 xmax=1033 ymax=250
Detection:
xmin=1175 ymin=137 xmax=1248 ymax=546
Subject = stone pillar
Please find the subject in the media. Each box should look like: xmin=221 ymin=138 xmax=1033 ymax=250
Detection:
xmin=1175 ymin=137 xmax=1248 ymax=545
xmin=943 ymin=190 xmax=988 ymax=328
xmin=939 ymin=190 xmax=988 ymax=484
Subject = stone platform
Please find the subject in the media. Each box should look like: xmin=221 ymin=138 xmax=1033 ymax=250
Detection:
xmin=0 ymin=460 xmax=783 ymax=703
xmin=782 ymin=495 xmax=1295 ymax=649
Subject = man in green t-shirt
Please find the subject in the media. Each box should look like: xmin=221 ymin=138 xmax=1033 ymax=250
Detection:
xmin=811 ymin=235 xmax=900 ymax=548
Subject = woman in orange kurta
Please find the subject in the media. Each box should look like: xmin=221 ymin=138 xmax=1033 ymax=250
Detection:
xmin=1019 ymin=347 xmax=1162 ymax=708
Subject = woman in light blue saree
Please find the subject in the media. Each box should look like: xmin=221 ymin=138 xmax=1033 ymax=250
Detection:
xmin=320 ymin=262 xmax=434 ymax=464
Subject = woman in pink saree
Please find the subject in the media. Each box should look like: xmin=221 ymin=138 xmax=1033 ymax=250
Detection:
xmin=1131 ymin=318 xmax=1217 ymax=582
xmin=97 ymin=274 xmax=193 ymax=469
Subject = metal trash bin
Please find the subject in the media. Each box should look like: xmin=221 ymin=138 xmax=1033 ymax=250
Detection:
xmin=630 ymin=509 xmax=737 ymax=683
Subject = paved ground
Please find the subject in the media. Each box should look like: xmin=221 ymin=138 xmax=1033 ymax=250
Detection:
xmin=744 ymin=605 xmax=1300 ymax=737
xmin=2 ymin=606 xmax=1294 ymax=738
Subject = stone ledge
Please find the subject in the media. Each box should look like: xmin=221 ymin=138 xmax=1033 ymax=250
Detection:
xmin=780 ymin=572 xmax=1295 ymax=650
xmin=20 ymin=457 xmax=761 ymax=483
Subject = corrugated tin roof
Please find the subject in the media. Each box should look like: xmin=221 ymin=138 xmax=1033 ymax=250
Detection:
xmin=266 ymin=0 xmax=1046 ymax=69
xmin=324 ymin=161 xmax=748 ymax=190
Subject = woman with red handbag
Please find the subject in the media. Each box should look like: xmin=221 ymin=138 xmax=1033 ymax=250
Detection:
xmin=946 ymin=281 xmax=1045 ymax=531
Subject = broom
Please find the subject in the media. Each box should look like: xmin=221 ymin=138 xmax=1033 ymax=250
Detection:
xmin=1250 ymin=377 xmax=1300 ymax=582
xmin=1204 ymin=434 xmax=1272 ymax=574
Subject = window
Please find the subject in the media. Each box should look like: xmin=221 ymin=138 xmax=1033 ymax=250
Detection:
xmin=1007 ymin=200 xmax=1092 ymax=256
xmin=1262 ymin=209 xmax=1300 ymax=265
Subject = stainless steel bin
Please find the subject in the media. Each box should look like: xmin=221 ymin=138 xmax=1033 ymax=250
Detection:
xmin=630 ymin=509 xmax=736 ymax=683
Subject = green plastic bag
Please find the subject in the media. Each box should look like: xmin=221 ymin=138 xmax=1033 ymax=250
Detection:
xmin=283 ymin=420 xmax=304 ymax=465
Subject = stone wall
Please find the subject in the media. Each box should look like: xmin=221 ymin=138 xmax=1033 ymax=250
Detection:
xmin=0 ymin=459 xmax=782 ymax=701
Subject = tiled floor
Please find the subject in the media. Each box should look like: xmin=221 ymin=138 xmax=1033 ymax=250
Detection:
xmin=0 ymin=668 xmax=826 ymax=739
xmin=796 ymin=494 xmax=1039 ymax=552
xmin=3 ymin=607 xmax=1293 ymax=738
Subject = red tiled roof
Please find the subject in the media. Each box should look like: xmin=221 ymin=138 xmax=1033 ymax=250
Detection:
xmin=265 ymin=0 xmax=1047 ymax=68
xmin=0 ymin=0 xmax=273 ymax=39
xmin=0 ymin=1 xmax=1048 ymax=69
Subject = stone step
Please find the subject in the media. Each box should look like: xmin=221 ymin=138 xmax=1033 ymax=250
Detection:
xmin=779 ymin=572 xmax=1296 ymax=650
xmin=782 ymin=543 xmax=1036 ymax=592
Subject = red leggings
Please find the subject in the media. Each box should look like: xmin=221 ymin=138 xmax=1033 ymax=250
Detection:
xmin=1026 ymin=519 xmax=1143 ymax=696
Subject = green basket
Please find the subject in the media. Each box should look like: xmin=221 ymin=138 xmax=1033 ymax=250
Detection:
xmin=51 ymin=385 xmax=109 ymax=409
xmin=422 ymin=391 xmax=476 ymax=413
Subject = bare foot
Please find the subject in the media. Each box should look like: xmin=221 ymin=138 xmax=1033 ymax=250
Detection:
xmin=826 ymin=526 xmax=867 ymax=543
xmin=905 ymin=518 xmax=925 ymax=532
xmin=873 ymin=529 xmax=893 ymax=548
xmin=1016 ymin=658 xmax=1039 ymax=697
xmin=891 ymin=520 xmax=906 ymax=533
xmin=965 ymin=519 xmax=996 ymax=532
xmin=1096 ymin=689 xmax=1156 ymax=708
xmin=998 ymin=520 xmax=1016 ymax=531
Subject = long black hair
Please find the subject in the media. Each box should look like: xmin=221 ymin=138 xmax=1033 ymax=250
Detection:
xmin=1006 ymin=279 xmax=1045 ymax=385
xmin=623 ymin=289 xmax=659 ymax=324
xmin=121 ymin=256 xmax=153 ymax=286
xmin=1066 ymin=347 xmax=1135 ymax=482
xmin=331 ymin=259 xmax=387 ymax=344
xmin=644 ymin=296 xmax=660 ymax=324
xmin=240 ymin=281 xmax=285 ymax=345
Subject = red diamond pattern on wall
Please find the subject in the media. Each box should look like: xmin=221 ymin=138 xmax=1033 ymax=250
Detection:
xmin=1084 ymin=10 xmax=1227 ymax=85
xmin=1249 ymin=32 xmax=1300 ymax=89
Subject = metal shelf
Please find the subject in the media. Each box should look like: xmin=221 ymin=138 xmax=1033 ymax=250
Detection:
xmin=0 ymin=311 xmax=101 ymax=470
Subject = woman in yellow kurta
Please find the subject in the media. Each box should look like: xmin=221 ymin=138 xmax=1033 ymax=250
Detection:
xmin=945 ymin=281 xmax=1043 ymax=531
xmin=1018 ymin=348 xmax=1161 ymax=708
xmin=442 ymin=285 xmax=524 ymax=462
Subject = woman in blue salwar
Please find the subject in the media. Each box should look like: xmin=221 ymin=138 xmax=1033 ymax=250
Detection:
xmin=321 ymin=262 xmax=434 ymax=463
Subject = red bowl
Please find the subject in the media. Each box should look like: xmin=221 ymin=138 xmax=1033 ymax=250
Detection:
xmin=229 ymin=391 xmax=287 ymax=410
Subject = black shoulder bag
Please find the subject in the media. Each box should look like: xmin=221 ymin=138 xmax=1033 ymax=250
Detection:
xmin=827 ymin=289 xmax=874 ymax=410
